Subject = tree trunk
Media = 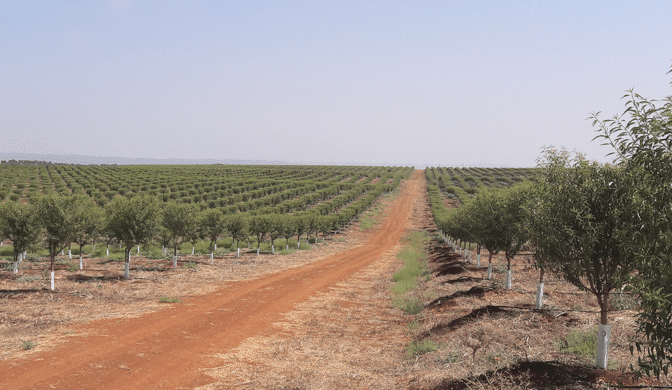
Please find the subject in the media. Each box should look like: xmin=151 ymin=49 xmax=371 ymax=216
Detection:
xmin=487 ymin=252 xmax=493 ymax=280
xmin=535 ymin=282 xmax=544 ymax=309
xmin=124 ymin=248 xmax=131 ymax=279
xmin=505 ymin=254 xmax=513 ymax=289
xmin=50 ymin=255 xmax=55 ymax=290
xmin=596 ymin=324 xmax=611 ymax=369
xmin=79 ymin=243 xmax=85 ymax=269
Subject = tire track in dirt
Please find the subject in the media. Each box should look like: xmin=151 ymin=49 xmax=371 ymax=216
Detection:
xmin=1 ymin=170 xmax=424 ymax=390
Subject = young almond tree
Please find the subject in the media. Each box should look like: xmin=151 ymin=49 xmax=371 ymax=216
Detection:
xmin=591 ymin=70 xmax=672 ymax=377
xmin=249 ymin=214 xmax=271 ymax=255
xmin=71 ymin=195 xmax=104 ymax=270
xmin=33 ymin=194 xmax=77 ymax=290
xmin=294 ymin=215 xmax=307 ymax=248
xmin=227 ymin=213 xmax=247 ymax=251
xmin=199 ymin=208 xmax=226 ymax=256
xmin=279 ymin=215 xmax=296 ymax=250
xmin=494 ymin=183 xmax=531 ymax=289
xmin=454 ymin=190 xmax=501 ymax=279
xmin=536 ymin=149 xmax=638 ymax=369
xmin=105 ymin=195 xmax=162 ymax=279
xmin=161 ymin=202 xmax=199 ymax=268
xmin=0 ymin=201 xmax=42 ymax=275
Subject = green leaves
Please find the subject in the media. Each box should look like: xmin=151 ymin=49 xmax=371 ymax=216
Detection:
xmin=589 ymin=65 xmax=672 ymax=377
xmin=0 ymin=201 xmax=42 ymax=262
xmin=106 ymin=195 xmax=162 ymax=261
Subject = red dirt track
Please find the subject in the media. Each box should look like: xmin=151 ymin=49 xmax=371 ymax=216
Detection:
xmin=2 ymin=170 xmax=423 ymax=389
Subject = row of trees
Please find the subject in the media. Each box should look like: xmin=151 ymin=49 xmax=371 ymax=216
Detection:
xmin=1 ymin=180 xmax=391 ymax=287
xmin=436 ymin=67 xmax=672 ymax=376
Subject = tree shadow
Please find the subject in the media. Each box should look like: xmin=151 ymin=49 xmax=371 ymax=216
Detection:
xmin=420 ymin=305 xmax=520 ymax=337
xmin=428 ymin=286 xmax=492 ymax=310
xmin=0 ymin=288 xmax=49 ymax=296
xmin=428 ymin=360 xmax=599 ymax=390
xmin=441 ymin=275 xmax=486 ymax=285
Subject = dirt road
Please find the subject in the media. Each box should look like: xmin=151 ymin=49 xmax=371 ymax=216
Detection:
xmin=1 ymin=170 xmax=423 ymax=389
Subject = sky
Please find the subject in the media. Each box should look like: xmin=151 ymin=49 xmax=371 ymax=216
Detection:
xmin=1 ymin=1 xmax=671 ymax=168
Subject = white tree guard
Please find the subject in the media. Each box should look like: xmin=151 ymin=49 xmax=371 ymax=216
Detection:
xmin=505 ymin=270 xmax=512 ymax=289
xmin=13 ymin=261 xmax=18 ymax=274
xmin=476 ymin=254 xmax=481 ymax=267
xmin=272 ymin=245 xmax=274 ymax=254
xmin=214 ymin=243 xmax=217 ymax=250
xmin=286 ymin=244 xmax=289 ymax=250
xmin=487 ymin=264 xmax=493 ymax=279
xmin=596 ymin=324 xmax=611 ymax=369
xmin=61 ymin=250 xmax=64 ymax=255
xmin=237 ymin=248 xmax=240 ymax=258
xmin=297 ymin=241 xmax=300 ymax=249
xmin=256 ymin=248 xmax=260 ymax=256
xmin=18 ymin=253 xmax=22 ymax=262
xmin=191 ymin=246 xmax=195 ymax=255
xmin=535 ymin=283 xmax=544 ymax=309
xmin=79 ymin=255 xmax=83 ymax=270
xmin=210 ymin=253 xmax=214 ymax=264
xmin=173 ymin=255 xmax=177 ymax=268
xmin=106 ymin=247 xmax=110 ymax=256
xmin=50 ymin=271 xmax=54 ymax=290
xmin=68 ymin=250 xmax=72 ymax=259
xmin=163 ymin=247 xmax=167 ymax=256
xmin=137 ymin=245 xmax=140 ymax=254
xmin=124 ymin=262 xmax=129 ymax=279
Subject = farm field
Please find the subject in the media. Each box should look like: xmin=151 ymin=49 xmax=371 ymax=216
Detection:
xmin=0 ymin=167 xmax=669 ymax=389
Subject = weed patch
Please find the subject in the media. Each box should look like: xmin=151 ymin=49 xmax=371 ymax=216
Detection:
xmin=406 ymin=339 xmax=438 ymax=360
xmin=21 ymin=339 xmax=36 ymax=350
xmin=17 ymin=275 xmax=41 ymax=283
xmin=393 ymin=296 xmax=424 ymax=314
xmin=557 ymin=327 xmax=597 ymax=358
xmin=182 ymin=262 xmax=197 ymax=271
xmin=159 ymin=296 xmax=181 ymax=303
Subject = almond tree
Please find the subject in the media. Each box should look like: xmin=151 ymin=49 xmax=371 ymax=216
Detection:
xmin=199 ymin=208 xmax=226 ymax=254
xmin=536 ymin=149 xmax=637 ymax=369
xmin=105 ymin=195 xmax=162 ymax=279
xmin=294 ymin=215 xmax=307 ymax=248
xmin=227 ymin=213 xmax=247 ymax=250
xmin=33 ymin=194 xmax=77 ymax=290
xmin=248 ymin=214 xmax=270 ymax=255
xmin=162 ymin=202 xmax=199 ymax=267
xmin=591 ymin=68 xmax=672 ymax=376
xmin=0 ymin=201 xmax=42 ymax=275
xmin=279 ymin=215 xmax=296 ymax=250
xmin=71 ymin=195 xmax=104 ymax=270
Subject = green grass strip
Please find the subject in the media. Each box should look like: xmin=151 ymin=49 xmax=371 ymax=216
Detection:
xmin=391 ymin=231 xmax=430 ymax=314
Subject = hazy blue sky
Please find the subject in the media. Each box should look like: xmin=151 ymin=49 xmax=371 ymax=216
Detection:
xmin=2 ymin=1 xmax=671 ymax=167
